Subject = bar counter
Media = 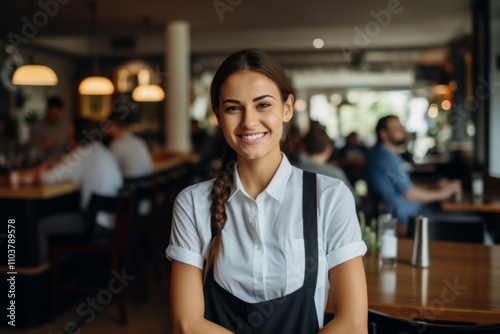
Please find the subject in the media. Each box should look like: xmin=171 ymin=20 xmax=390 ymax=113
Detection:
xmin=0 ymin=179 xmax=76 ymax=200
xmin=0 ymin=152 xmax=199 ymax=200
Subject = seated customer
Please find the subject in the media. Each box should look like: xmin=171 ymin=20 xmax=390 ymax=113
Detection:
xmin=330 ymin=131 xmax=368 ymax=185
xmin=364 ymin=115 xmax=468 ymax=236
xmin=35 ymin=118 xmax=123 ymax=264
xmin=106 ymin=111 xmax=153 ymax=180
xmin=293 ymin=124 xmax=361 ymax=206
xmin=29 ymin=96 xmax=68 ymax=161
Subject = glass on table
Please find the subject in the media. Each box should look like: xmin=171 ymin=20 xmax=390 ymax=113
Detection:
xmin=378 ymin=212 xmax=398 ymax=269
xmin=471 ymin=171 xmax=484 ymax=203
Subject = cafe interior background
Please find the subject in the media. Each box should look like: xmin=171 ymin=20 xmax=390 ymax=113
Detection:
xmin=1 ymin=0 xmax=500 ymax=332
xmin=2 ymin=0 xmax=500 ymax=176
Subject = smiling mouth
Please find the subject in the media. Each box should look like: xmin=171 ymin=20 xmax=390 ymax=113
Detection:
xmin=239 ymin=133 xmax=266 ymax=141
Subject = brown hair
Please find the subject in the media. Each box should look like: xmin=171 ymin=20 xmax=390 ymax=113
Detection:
xmin=303 ymin=125 xmax=332 ymax=155
xmin=203 ymin=49 xmax=295 ymax=281
xmin=375 ymin=115 xmax=398 ymax=144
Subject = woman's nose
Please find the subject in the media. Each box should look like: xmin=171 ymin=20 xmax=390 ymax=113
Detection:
xmin=241 ymin=109 xmax=258 ymax=128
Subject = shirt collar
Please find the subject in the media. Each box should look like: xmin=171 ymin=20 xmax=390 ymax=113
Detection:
xmin=228 ymin=153 xmax=292 ymax=202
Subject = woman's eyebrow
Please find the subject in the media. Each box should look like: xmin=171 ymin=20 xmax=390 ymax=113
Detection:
xmin=221 ymin=99 xmax=240 ymax=104
xmin=221 ymin=95 xmax=275 ymax=105
xmin=253 ymin=95 xmax=274 ymax=102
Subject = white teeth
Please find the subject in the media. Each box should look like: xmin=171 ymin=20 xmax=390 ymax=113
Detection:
xmin=241 ymin=133 xmax=265 ymax=140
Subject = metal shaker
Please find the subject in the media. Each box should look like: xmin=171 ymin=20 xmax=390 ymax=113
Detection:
xmin=411 ymin=215 xmax=431 ymax=267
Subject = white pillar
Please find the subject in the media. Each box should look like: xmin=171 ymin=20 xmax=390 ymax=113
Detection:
xmin=164 ymin=21 xmax=191 ymax=153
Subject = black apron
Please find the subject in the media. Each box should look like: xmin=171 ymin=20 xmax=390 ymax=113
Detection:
xmin=204 ymin=171 xmax=320 ymax=334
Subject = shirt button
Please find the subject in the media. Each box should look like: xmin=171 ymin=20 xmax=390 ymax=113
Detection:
xmin=256 ymin=276 xmax=262 ymax=282
xmin=256 ymin=244 xmax=262 ymax=251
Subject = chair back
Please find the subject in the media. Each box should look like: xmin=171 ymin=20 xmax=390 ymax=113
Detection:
xmin=407 ymin=219 xmax=485 ymax=244
xmin=110 ymin=189 xmax=136 ymax=256
xmin=152 ymin=174 xmax=180 ymax=246
xmin=368 ymin=309 xmax=500 ymax=334
xmin=82 ymin=190 xmax=135 ymax=253
xmin=131 ymin=181 xmax=156 ymax=223
xmin=83 ymin=193 xmax=118 ymax=240
xmin=123 ymin=174 xmax=155 ymax=189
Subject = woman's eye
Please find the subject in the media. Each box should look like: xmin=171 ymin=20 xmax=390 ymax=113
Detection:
xmin=257 ymin=103 xmax=270 ymax=109
xmin=225 ymin=106 xmax=240 ymax=112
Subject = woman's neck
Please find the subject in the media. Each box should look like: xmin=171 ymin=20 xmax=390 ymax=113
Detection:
xmin=237 ymin=153 xmax=283 ymax=199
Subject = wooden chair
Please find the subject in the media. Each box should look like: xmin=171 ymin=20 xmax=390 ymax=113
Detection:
xmin=150 ymin=168 xmax=194 ymax=272
xmin=123 ymin=174 xmax=155 ymax=188
xmin=126 ymin=179 xmax=159 ymax=295
xmin=368 ymin=309 xmax=500 ymax=334
xmin=149 ymin=175 xmax=177 ymax=271
xmin=51 ymin=189 xmax=136 ymax=325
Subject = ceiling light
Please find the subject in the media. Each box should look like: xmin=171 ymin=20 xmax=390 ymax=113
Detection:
xmin=313 ymin=38 xmax=324 ymax=49
xmin=132 ymin=84 xmax=165 ymax=102
xmin=78 ymin=76 xmax=115 ymax=95
xmin=12 ymin=64 xmax=58 ymax=86
xmin=428 ymin=103 xmax=439 ymax=118
xmin=132 ymin=68 xmax=164 ymax=102
xmin=78 ymin=1 xmax=114 ymax=96
xmin=441 ymin=100 xmax=451 ymax=110
xmin=433 ymin=84 xmax=449 ymax=95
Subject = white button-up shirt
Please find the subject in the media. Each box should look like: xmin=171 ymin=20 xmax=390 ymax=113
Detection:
xmin=166 ymin=154 xmax=367 ymax=326
xmin=41 ymin=141 xmax=123 ymax=229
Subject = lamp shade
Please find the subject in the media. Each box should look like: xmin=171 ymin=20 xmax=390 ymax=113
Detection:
xmin=132 ymin=84 xmax=165 ymax=102
xmin=12 ymin=64 xmax=58 ymax=86
xmin=78 ymin=76 xmax=115 ymax=95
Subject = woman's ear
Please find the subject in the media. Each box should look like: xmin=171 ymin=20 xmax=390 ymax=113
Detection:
xmin=214 ymin=110 xmax=221 ymax=125
xmin=283 ymin=94 xmax=294 ymax=122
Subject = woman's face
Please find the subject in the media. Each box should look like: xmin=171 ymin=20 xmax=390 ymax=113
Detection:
xmin=216 ymin=70 xmax=294 ymax=163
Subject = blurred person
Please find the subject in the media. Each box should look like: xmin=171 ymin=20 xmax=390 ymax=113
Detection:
xmin=283 ymin=123 xmax=302 ymax=164
xmin=293 ymin=125 xmax=361 ymax=206
xmin=330 ymin=131 xmax=368 ymax=185
xmin=106 ymin=111 xmax=153 ymax=179
xmin=35 ymin=117 xmax=123 ymax=264
xmin=29 ymin=96 xmax=68 ymax=161
xmin=191 ymin=118 xmax=209 ymax=153
xmin=167 ymin=49 xmax=367 ymax=333
xmin=191 ymin=118 xmax=220 ymax=169
xmin=364 ymin=115 xmax=484 ymax=237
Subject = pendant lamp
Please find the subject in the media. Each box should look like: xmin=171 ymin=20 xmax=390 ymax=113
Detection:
xmin=132 ymin=68 xmax=165 ymax=102
xmin=12 ymin=63 xmax=58 ymax=86
xmin=79 ymin=76 xmax=114 ymax=95
xmin=78 ymin=1 xmax=114 ymax=95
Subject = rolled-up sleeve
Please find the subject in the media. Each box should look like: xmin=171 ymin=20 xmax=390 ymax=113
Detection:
xmin=322 ymin=181 xmax=367 ymax=269
xmin=165 ymin=187 xmax=205 ymax=269
xmin=327 ymin=241 xmax=367 ymax=268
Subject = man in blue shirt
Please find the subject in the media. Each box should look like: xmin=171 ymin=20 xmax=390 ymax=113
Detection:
xmin=364 ymin=115 xmax=462 ymax=235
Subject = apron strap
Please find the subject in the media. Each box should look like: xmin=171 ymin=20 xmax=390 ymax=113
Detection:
xmin=302 ymin=171 xmax=318 ymax=286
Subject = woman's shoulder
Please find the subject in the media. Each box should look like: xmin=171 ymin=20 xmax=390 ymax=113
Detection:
xmin=175 ymin=178 xmax=215 ymax=205
xmin=290 ymin=166 xmax=349 ymax=199
xmin=291 ymin=166 xmax=344 ymax=188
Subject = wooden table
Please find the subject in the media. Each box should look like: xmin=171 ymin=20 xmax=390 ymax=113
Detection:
xmin=441 ymin=194 xmax=500 ymax=213
xmin=0 ymin=152 xmax=200 ymax=199
xmin=326 ymin=238 xmax=500 ymax=324
xmin=0 ymin=178 xmax=76 ymax=200
xmin=152 ymin=152 xmax=200 ymax=174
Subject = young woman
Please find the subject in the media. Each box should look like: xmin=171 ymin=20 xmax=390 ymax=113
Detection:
xmin=167 ymin=49 xmax=368 ymax=334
